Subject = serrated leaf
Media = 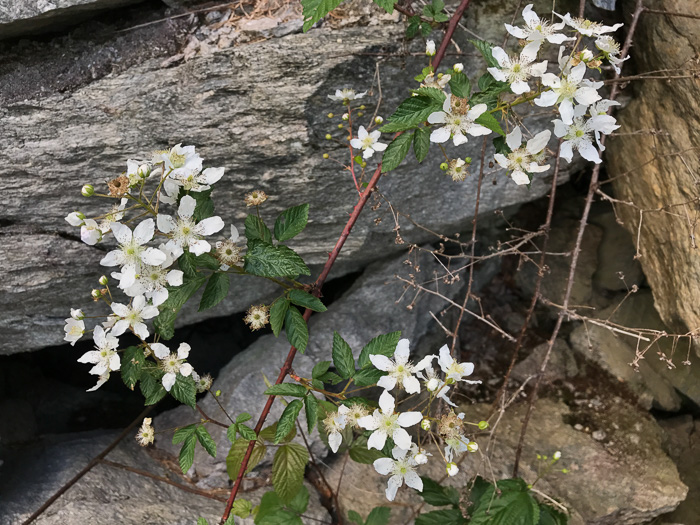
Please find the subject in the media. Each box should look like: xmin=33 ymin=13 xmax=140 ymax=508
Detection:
xmin=415 ymin=508 xmax=465 ymax=525
xmin=238 ymin=424 xmax=257 ymax=441
xmin=406 ymin=16 xmax=421 ymax=38
xmin=312 ymin=360 xmax=331 ymax=379
xmin=288 ymin=289 xmax=326 ymax=312
xmin=178 ymin=251 xmax=197 ymax=279
xmin=493 ymin=135 xmax=511 ymax=155
xmin=420 ymin=476 xmax=460 ymax=507
xmin=121 ymin=346 xmax=145 ymax=390
xmin=372 ymin=0 xmax=395 ymax=13
xmin=304 ymin=394 xmax=318 ymax=433
xmin=302 ymin=0 xmax=344 ymax=32
xmin=172 ymin=424 xmax=197 ymax=444
xmin=272 ymin=443 xmax=309 ymax=503
xmin=226 ymin=438 xmax=266 ymax=479
xmin=231 ymin=499 xmax=252 ymax=519
xmin=288 ymin=485 xmax=310 ymax=514
xmin=170 ymin=374 xmax=197 ymax=409
xmin=199 ymin=272 xmax=230 ymax=311
xmin=381 ymin=132 xmax=414 ymax=173
xmin=413 ymin=127 xmax=430 ymax=163
xmin=332 ymin=331 xmax=355 ymax=379
xmin=352 ymin=367 xmax=385 ymax=387
xmin=195 ymin=425 xmax=217 ymax=457
xmin=227 ymin=424 xmax=238 ymax=443
xmin=475 ymin=111 xmax=505 ymax=137
xmin=470 ymin=39 xmax=500 ymax=68
xmin=264 ymin=383 xmax=308 ymax=397
xmin=538 ymin=504 xmax=569 ymax=525
xmin=190 ymin=189 xmax=215 ymax=221
xmin=237 ymin=412 xmax=252 ymax=424
xmin=139 ymin=370 xmax=167 ymax=405
xmin=244 ymin=240 xmax=310 ymax=278
xmin=412 ymin=87 xmax=447 ymax=104
xmin=358 ymin=331 xmax=401 ymax=368
xmin=194 ymin=252 xmax=221 ymax=270
xmin=274 ymin=399 xmax=304 ymax=444
xmin=349 ymin=436 xmax=385 ymax=464
xmin=179 ymin=433 xmax=197 ymax=474
xmin=469 ymin=478 xmax=539 ymax=525
xmin=317 ymin=370 xmax=344 ymax=385
xmin=197 ymin=518 xmax=208 ymax=525
xmin=284 ymin=306 xmax=309 ymax=353
xmin=449 ymin=71 xmax=472 ymax=98
xmin=420 ymin=21 xmax=432 ymax=36
xmin=153 ymin=275 xmax=207 ymax=339
xmin=381 ymin=96 xmax=442 ymax=133
xmin=348 ymin=510 xmax=364 ymax=525
xmin=270 ymin=297 xmax=290 ymax=337
xmin=366 ymin=507 xmax=392 ymax=525
xmin=274 ymin=204 xmax=309 ymax=242
xmin=245 ymin=214 xmax=272 ymax=243
xmin=260 ymin=422 xmax=296 ymax=443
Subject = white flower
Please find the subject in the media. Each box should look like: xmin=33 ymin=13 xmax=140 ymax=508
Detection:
xmin=553 ymin=104 xmax=619 ymax=164
xmin=136 ymin=417 xmax=155 ymax=446
xmin=555 ymin=12 xmax=623 ymax=37
xmin=78 ymin=326 xmax=120 ymax=378
xmin=369 ymin=339 xmax=431 ymax=394
xmin=100 ymin=219 xmax=166 ymax=290
xmin=536 ymin=62 xmax=602 ymax=124
xmin=505 ymin=4 xmax=573 ymax=54
xmin=153 ymin=144 xmax=203 ymax=177
xmin=445 ymin=158 xmax=468 ymax=182
xmin=151 ymin=342 xmax=194 ymax=391
xmin=409 ymin=443 xmax=431 ymax=465
xmin=446 ymin=462 xmax=459 ymax=476
xmin=589 ymin=99 xmax=621 ymax=150
xmin=216 ymin=225 xmax=241 ymax=271
xmin=416 ymin=359 xmax=455 ymax=406
xmin=65 ymin=211 xmax=85 ymax=227
xmin=373 ymin=446 xmax=423 ymax=501
xmin=420 ymin=72 xmax=451 ymax=90
xmin=595 ymin=36 xmax=628 ymax=74
xmin=165 ymin=166 xmax=225 ymax=196
xmin=437 ymin=345 xmax=479 ymax=384
xmin=350 ymin=126 xmax=387 ymax=159
xmin=357 ymin=390 xmax=422 ymax=450
xmin=87 ymin=373 xmax=110 ymax=392
xmin=80 ymin=219 xmax=102 ymax=245
xmin=70 ymin=308 xmax=85 ymax=320
xmin=64 ymin=318 xmax=85 ymax=346
xmin=110 ymin=295 xmax=159 ymax=340
xmin=126 ymin=159 xmax=145 ymax=187
xmin=157 ymin=195 xmax=225 ymax=257
xmin=487 ymin=47 xmax=548 ymax=94
xmin=428 ymin=94 xmax=491 ymax=146
xmin=115 ymin=243 xmax=182 ymax=306
xmin=328 ymin=88 xmax=366 ymax=103
xmin=553 ymin=450 xmax=562 ymax=460
xmin=453 ymin=63 xmax=464 ymax=73
xmin=425 ymin=40 xmax=436 ymax=56
xmin=494 ymin=127 xmax=551 ymax=186
xmin=98 ymin=198 xmax=128 ymax=234
xmin=324 ymin=405 xmax=350 ymax=453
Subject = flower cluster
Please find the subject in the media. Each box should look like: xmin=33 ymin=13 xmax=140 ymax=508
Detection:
xmin=63 ymin=144 xmax=240 ymax=392
xmin=323 ymin=339 xmax=482 ymax=501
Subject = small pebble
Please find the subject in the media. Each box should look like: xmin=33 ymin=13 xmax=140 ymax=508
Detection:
xmin=592 ymin=430 xmax=607 ymax=441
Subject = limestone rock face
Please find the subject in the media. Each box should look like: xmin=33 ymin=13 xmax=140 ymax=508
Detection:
xmin=607 ymin=0 xmax=700 ymax=347
xmin=0 ymin=0 xmax=579 ymax=355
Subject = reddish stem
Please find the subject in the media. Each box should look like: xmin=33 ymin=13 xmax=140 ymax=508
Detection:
xmin=433 ymin=0 xmax=472 ymax=68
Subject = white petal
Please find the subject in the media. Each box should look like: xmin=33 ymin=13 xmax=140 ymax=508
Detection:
xmin=357 ymin=126 xmax=368 ymax=139
xmin=350 ymin=138 xmax=363 ymax=149
xmin=133 ymin=219 xmax=155 ymax=245
xmin=77 ymin=350 xmax=100 ymax=364
xmin=438 ymin=345 xmax=454 ymax=370
xmin=111 ymin=302 xmax=130 ymax=317
xmin=453 ymin=133 xmax=469 ymax=146
xmin=466 ymin=104 xmax=487 ymax=120
xmin=569 ymin=62 xmax=586 ymax=83
xmin=150 ymin=288 xmax=169 ymax=306
xmin=560 ymin=141 xmax=574 ymax=162
xmin=188 ymin=239 xmax=211 ymax=256
xmin=196 ymin=216 xmax=225 ymax=236
xmin=574 ymin=86 xmax=602 ymax=106
xmin=329 ymin=431 xmax=342 ymax=453
xmin=402 ymin=375 xmax=421 ymax=394
xmin=430 ymin=127 xmax=450 ymax=144
xmin=578 ymin=141 xmax=602 ymax=164
xmin=162 ymin=372 xmax=176 ymax=392
xmin=404 ymin=470 xmax=423 ymax=491
xmin=526 ymin=130 xmax=550 ymax=154
xmin=495 ymin=153 xmax=510 ymax=169
xmin=202 ymin=167 xmax=225 ymax=185
xmin=522 ymin=4 xmax=538 ymax=25
xmin=133 ymin=322 xmax=149 ymax=340
xmin=521 ymin=41 xmax=542 ymax=62
xmin=167 ymin=270 xmax=184 ymax=286
xmin=177 ymin=343 xmax=191 ymax=359
xmin=491 ymin=46 xmax=510 ymax=68
xmin=141 ymin=306 xmax=160 ymax=320
xmin=559 ymin=99 xmax=574 ymax=125
xmin=392 ymin=427 xmax=412 ymax=450
xmin=535 ymin=90 xmax=559 ymax=107
xmin=157 ymin=214 xmax=177 ymax=234
xmin=487 ymin=67 xmax=507 ymax=82
xmin=506 ymin=127 xmax=522 ymax=150
xmin=511 ymin=81 xmax=531 ymax=94
xmin=512 ymin=170 xmax=531 ymax=185
xmin=386 ymin=476 xmax=401 ymax=501
xmin=505 ymin=23 xmax=527 ymax=39
xmin=362 ymin=147 xmax=375 ymax=160
xmin=539 ymin=73 xmax=560 ymax=88
xmin=151 ymin=343 xmax=170 ymax=359
xmin=111 ymin=222 xmax=132 ymax=245
xmin=379 ymin=390 xmax=395 ymax=414
xmin=398 ymin=411 xmax=423 ymax=427
xmin=373 ymin=457 xmax=395 ymax=475
xmin=109 ymin=353 xmax=121 ymax=371
xmin=358 ymin=414 xmax=379 ymax=431
xmin=372 ymin=142 xmax=387 ymax=152
xmin=178 ymin=195 xmax=197 ymax=219
xmin=427 ymin=111 xmax=447 ymax=125
xmin=414 ymin=355 xmax=434 ymax=372
xmin=394 ymin=339 xmax=410 ymax=363
xmin=141 ymin=247 xmax=167 ymax=266
xmin=111 ymin=320 xmax=129 ymax=336
xmin=377 ymin=375 xmax=398 ymax=391
xmin=100 ymin=250 xmax=125 ymax=267
xmin=87 ymin=375 xmax=109 ymax=392
xmin=180 ymin=363 xmax=193 ymax=377
xmin=367 ymin=430 xmax=388 ymax=450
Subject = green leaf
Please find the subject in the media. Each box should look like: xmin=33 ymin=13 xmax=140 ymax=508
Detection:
xmin=420 ymin=21 xmax=432 ymax=36
xmin=270 ymin=297 xmax=290 ymax=337
xmin=226 ymin=438 xmax=266 ymax=479
xmin=366 ymin=507 xmax=392 ymax=525
xmin=414 ymin=65 xmax=434 ymax=82
xmin=231 ymin=498 xmax=253 ymax=519
xmin=538 ymin=504 xmax=569 ymax=525
xmin=493 ymin=135 xmax=511 ymax=155
xmin=406 ymin=16 xmax=421 ymax=38
xmin=257 ymin=507 xmax=302 ymax=525
xmin=358 ymin=331 xmax=401 ymax=368
xmin=178 ymin=252 xmax=198 ymax=279
xmin=194 ymin=252 xmax=221 ymax=270
xmin=264 ymin=383 xmax=308 ymax=397
xmin=260 ymin=422 xmax=296 ymax=443
xmin=302 ymin=0 xmax=344 ymax=32
xmin=274 ymin=204 xmax=309 ymax=242
xmin=274 ymin=399 xmax=304 ymax=444
xmin=236 ymin=413 xmax=252 ymax=423
xmin=349 ymin=436 xmax=385 ymax=464
xmin=284 ymin=306 xmax=309 ymax=353
xmin=449 ymin=71 xmax=471 ymax=99
xmin=179 ymin=433 xmax=197 ymax=474
xmin=475 ymin=111 xmax=505 ymax=137
xmin=352 ymin=367 xmax=385 ymax=387
xmin=244 ymin=240 xmax=310 ymax=278
xmin=304 ymin=394 xmax=318 ymax=433
xmin=288 ymin=289 xmax=326 ymax=312
xmin=469 ymin=478 xmax=540 ymax=525
xmin=245 ymin=214 xmax=272 ymax=244
xmin=288 ymin=485 xmax=310 ymax=514
xmin=412 ymin=87 xmax=447 ymax=104
xmin=381 ymin=96 xmax=442 ymax=133
xmin=312 ymin=360 xmax=331 ymax=379
xmin=470 ymin=39 xmax=500 ymax=68
xmin=190 ymin=189 xmax=215 ymax=221
xmin=332 ymin=331 xmax=356 ymax=379
xmin=172 ymin=424 xmax=197 ymax=444
xmin=317 ymin=370 xmax=344 ymax=385
xmin=199 ymin=272 xmax=230 ymax=311
xmin=420 ymin=476 xmax=460 ymax=507
xmin=381 ymin=132 xmax=414 ymax=173
xmin=415 ymin=508 xmax=466 ymax=525
xmin=195 ymin=425 xmax=217 ymax=457
xmin=413 ymin=127 xmax=430 ymax=163
xmin=238 ymin=424 xmax=257 ymax=441
xmin=372 ymin=0 xmax=395 ymax=14
xmin=272 ymin=443 xmax=309 ymax=503
xmin=227 ymin=424 xmax=238 ymax=443
xmin=139 ymin=370 xmax=167 ymax=405
xmin=471 ymin=74 xmax=510 ymax=109
xmin=170 ymin=374 xmax=197 ymax=409
xmin=153 ymin=275 xmax=207 ymax=339
xmin=197 ymin=518 xmax=209 ymax=525
xmin=121 ymin=346 xmax=145 ymax=390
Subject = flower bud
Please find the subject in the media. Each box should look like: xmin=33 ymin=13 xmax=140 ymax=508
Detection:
xmin=327 ymin=112 xmax=334 ymax=118
xmin=354 ymin=155 xmax=363 ymax=164
xmin=137 ymin=164 xmax=151 ymax=178
xmin=91 ymin=289 xmax=102 ymax=299
xmin=337 ymin=124 xmax=344 ymax=129
xmin=215 ymin=389 xmax=222 ymax=397
xmin=453 ymin=63 xmax=464 ymax=73
xmin=356 ymin=112 xmax=364 ymax=117
xmin=360 ymin=105 xmax=366 ymax=110
xmin=467 ymin=441 xmax=479 ymax=453
xmin=323 ymin=153 xmax=329 ymax=159
xmin=325 ymin=134 xmax=332 ymax=140
xmin=65 ymin=211 xmax=85 ymax=227
xmin=99 ymin=275 xmax=109 ymax=285
xmin=426 ymin=40 xmax=436 ymax=56
xmin=81 ymin=184 xmax=95 ymax=197
xmin=427 ymin=377 xmax=440 ymax=392
xmin=70 ymin=308 xmax=85 ymax=320
xmin=421 ymin=418 xmax=431 ymax=431
xmin=374 ymin=116 xmax=383 ymax=124
xmin=446 ymin=462 xmax=459 ymax=476
xmin=415 ymin=452 xmax=428 ymax=465
xmin=478 ymin=420 xmax=489 ymax=430
xmin=440 ymin=162 xmax=448 ymax=171
xmin=464 ymin=157 xmax=472 ymax=164
xmin=342 ymin=113 xmax=349 ymax=121
xmin=553 ymin=451 xmax=561 ymax=460
xmin=561 ymin=468 xmax=569 ymax=474
xmin=360 ymin=161 xmax=367 ymax=168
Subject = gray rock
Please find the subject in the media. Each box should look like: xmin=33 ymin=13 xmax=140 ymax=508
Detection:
xmin=0 ymin=0 xmax=141 ymax=39
xmin=512 ymin=339 xmax=579 ymax=383
xmin=607 ymin=0 xmax=700 ymax=348
xmin=0 ymin=0 xmax=581 ymax=354
xmin=590 ymin=211 xmax=644 ymax=292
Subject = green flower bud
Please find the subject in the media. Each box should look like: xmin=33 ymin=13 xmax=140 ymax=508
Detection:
xmin=323 ymin=153 xmax=329 ymax=159
xmin=478 ymin=420 xmax=489 ymax=430
xmin=464 ymin=156 xmax=472 ymax=164
xmin=421 ymin=419 xmax=431 ymax=431
xmin=440 ymin=162 xmax=448 ymax=171
xmin=360 ymin=161 xmax=367 ymax=168
xmin=91 ymin=289 xmax=102 ymax=299
xmin=356 ymin=111 xmax=364 ymax=117
xmin=325 ymin=134 xmax=332 ymax=140
xmin=81 ymin=184 xmax=95 ymax=197
xmin=99 ymin=275 xmax=108 ymax=285
xmin=359 ymin=105 xmax=366 ymax=110
xmin=215 ymin=389 xmax=222 ymax=397
xmin=327 ymin=112 xmax=334 ymax=118
xmin=342 ymin=113 xmax=349 ymax=121
xmin=467 ymin=441 xmax=478 ymax=453
xmin=337 ymin=124 xmax=344 ymax=129
xmin=137 ymin=164 xmax=151 ymax=178
xmin=374 ymin=116 xmax=384 ymax=124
